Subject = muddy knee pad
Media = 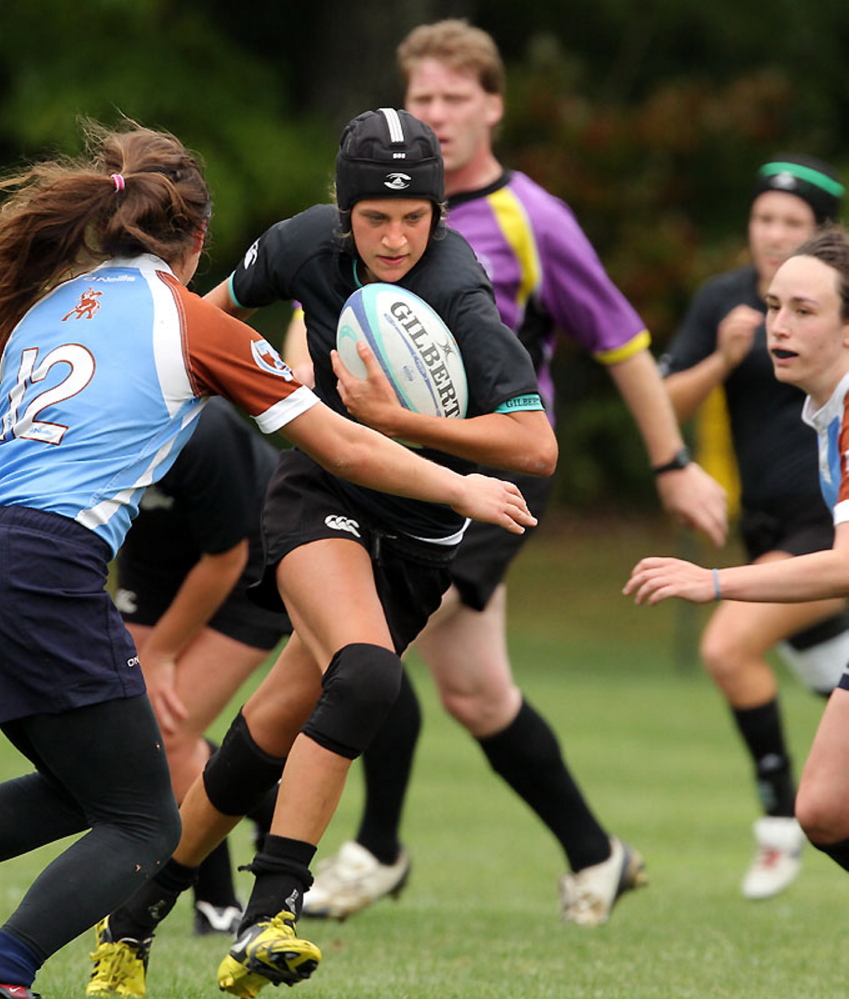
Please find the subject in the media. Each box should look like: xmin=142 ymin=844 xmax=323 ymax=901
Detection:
xmin=302 ymin=643 xmax=402 ymax=759
xmin=202 ymin=710 xmax=286 ymax=816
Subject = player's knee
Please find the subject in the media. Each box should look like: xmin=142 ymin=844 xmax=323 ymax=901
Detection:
xmin=796 ymin=782 xmax=846 ymax=843
xmin=302 ymin=643 xmax=402 ymax=759
xmin=439 ymin=684 xmax=522 ymax=735
xmin=203 ymin=710 xmax=287 ymax=816
xmin=700 ymin=628 xmax=747 ymax=679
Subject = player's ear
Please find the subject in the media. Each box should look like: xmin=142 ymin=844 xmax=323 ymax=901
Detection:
xmin=485 ymin=93 xmax=504 ymax=129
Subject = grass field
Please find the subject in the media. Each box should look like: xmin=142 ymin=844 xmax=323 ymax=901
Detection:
xmin=2 ymin=514 xmax=846 ymax=998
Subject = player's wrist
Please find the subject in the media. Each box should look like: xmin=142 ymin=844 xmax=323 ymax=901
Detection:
xmin=652 ymin=446 xmax=691 ymax=475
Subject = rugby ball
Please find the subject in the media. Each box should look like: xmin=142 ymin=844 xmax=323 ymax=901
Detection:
xmin=336 ymin=283 xmax=468 ymax=418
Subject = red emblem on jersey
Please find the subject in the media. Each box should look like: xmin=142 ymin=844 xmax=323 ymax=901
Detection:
xmin=62 ymin=287 xmax=102 ymax=321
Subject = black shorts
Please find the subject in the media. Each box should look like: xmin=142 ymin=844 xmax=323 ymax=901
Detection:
xmin=116 ymin=568 xmax=291 ymax=651
xmin=0 ymin=506 xmax=145 ymax=722
xmin=249 ymin=450 xmax=457 ymax=654
xmin=740 ymin=497 xmax=834 ymax=562
xmin=451 ymin=471 xmax=555 ymax=611
xmin=741 ymin=497 xmax=849 ymax=651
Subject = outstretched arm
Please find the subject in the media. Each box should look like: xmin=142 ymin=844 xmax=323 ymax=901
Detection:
xmin=281 ymin=402 xmax=538 ymax=535
xmin=624 ymin=523 xmax=849 ymax=605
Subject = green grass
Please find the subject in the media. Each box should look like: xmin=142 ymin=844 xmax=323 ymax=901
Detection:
xmin=2 ymin=514 xmax=845 ymax=998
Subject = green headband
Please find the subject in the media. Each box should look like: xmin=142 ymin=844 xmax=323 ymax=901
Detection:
xmin=759 ymin=161 xmax=845 ymax=199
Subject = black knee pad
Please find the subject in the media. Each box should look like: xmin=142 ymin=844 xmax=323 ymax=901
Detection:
xmin=203 ymin=711 xmax=286 ymax=816
xmin=302 ymin=643 xmax=402 ymax=759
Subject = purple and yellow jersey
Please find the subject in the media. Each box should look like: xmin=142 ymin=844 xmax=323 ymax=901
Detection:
xmin=803 ymin=372 xmax=849 ymax=525
xmin=447 ymin=170 xmax=649 ymax=419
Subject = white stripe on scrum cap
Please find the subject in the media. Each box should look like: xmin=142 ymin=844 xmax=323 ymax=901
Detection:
xmin=379 ymin=108 xmax=405 ymax=142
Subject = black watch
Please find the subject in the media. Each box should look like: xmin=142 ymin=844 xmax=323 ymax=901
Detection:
xmin=652 ymin=446 xmax=691 ymax=475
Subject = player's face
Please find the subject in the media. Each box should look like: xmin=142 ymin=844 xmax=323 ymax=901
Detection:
xmin=351 ymin=198 xmax=433 ymax=283
xmin=405 ymin=58 xmax=503 ymax=176
xmin=749 ymin=191 xmax=816 ymax=287
xmin=765 ymin=253 xmax=849 ymax=404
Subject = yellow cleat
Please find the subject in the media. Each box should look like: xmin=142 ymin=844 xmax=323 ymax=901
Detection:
xmin=86 ymin=918 xmax=151 ymax=997
xmin=217 ymin=910 xmax=321 ymax=995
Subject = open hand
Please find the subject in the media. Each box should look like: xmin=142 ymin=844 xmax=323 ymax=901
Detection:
xmin=451 ymin=473 xmax=538 ymax=535
xmin=623 ymin=556 xmax=715 ymax=605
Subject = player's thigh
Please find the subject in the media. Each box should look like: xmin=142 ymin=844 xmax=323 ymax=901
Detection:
xmin=172 ymin=627 xmax=270 ymax=738
xmin=417 ymin=583 xmax=514 ymax=699
xmin=276 ymin=538 xmax=393 ymax=667
xmin=702 ymin=592 xmax=846 ymax=662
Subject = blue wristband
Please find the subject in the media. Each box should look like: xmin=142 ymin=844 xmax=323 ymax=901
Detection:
xmin=711 ymin=568 xmax=722 ymax=601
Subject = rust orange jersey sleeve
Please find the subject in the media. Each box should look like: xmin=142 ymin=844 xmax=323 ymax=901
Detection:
xmin=165 ymin=274 xmax=318 ymax=434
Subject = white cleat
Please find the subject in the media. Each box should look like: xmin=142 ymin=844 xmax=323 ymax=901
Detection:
xmin=301 ymin=841 xmax=411 ymax=920
xmin=741 ymin=816 xmax=805 ymax=900
xmin=559 ymin=836 xmax=648 ymax=927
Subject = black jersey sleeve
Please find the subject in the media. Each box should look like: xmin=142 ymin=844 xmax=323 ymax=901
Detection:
xmin=660 ymin=267 xmax=762 ymax=377
xmin=230 ymin=205 xmax=337 ymax=310
xmin=408 ymin=231 xmax=541 ymax=417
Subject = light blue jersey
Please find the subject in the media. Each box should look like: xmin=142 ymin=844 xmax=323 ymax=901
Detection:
xmin=802 ymin=371 xmax=849 ymax=523
xmin=0 ymin=254 xmax=316 ymax=555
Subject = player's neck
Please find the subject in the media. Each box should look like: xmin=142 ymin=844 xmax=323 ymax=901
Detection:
xmin=444 ymin=150 xmax=503 ymax=198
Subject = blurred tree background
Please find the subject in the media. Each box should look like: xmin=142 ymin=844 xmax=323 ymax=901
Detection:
xmin=2 ymin=0 xmax=848 ymax=509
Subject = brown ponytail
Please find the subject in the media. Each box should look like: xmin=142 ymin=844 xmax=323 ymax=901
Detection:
xmin=0 ymin=119 xmax=211 ymax=349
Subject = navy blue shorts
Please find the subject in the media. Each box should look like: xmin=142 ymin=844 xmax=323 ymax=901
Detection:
xmin=0 ymin=506 xmax=145 ymax=722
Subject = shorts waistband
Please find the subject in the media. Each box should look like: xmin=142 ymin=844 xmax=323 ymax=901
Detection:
xmin=0 ymin=505 xmax=111 ymax=559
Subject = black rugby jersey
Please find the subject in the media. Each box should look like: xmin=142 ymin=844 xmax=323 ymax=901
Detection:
xmin=661 ymin=265 xmax=824 ymax=516
xmin=230 ymin=204 xmax=541 ymax=538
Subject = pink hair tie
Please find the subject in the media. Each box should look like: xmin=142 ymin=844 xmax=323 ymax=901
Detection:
xmin=110 ymin=173 xmax=125 ymax=192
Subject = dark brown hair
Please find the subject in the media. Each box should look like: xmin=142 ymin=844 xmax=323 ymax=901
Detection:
xmin=0 ymin=119 xmax=210 ymax=348
xmin=791 ymin=225 xmax=849 ymax=321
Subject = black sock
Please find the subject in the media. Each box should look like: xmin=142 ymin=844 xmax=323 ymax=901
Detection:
xmin=478 ymin=699 xmax=609 ymax=871
xmin=247 ymin=784 xmax=279 ymax=854
xmin=193 ymin=838 xmax=240 ymax=909
xmin=810 ymin=834 xmax=849 ymax=872
xmin=240 ymin=835 xmax=316 ymax=928
xmin=731 ymin=699 xmax=796 ymax=816
xmin=109 ymin=858 xmax=198 ymax=939
xmin=355 ymin=667 xmax=421 ymax=865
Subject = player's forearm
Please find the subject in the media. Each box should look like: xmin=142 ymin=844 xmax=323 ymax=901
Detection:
xmin=364 ymin=408 xmax=557 ymax=477
xmin=607 ymin=350 xmax=688 ymax=464
xmin=141 ymin=545 xmax=248 ymax=660
xmin=662 ymin=353 xmax=731 ymax=423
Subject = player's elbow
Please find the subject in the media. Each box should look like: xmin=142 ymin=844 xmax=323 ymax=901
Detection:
xmin=519 ymin=432 xmax=558 ymax=477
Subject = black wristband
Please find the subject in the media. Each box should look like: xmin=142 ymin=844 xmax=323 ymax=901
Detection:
xmin=652 ymin=446 xmax=691 ymax=475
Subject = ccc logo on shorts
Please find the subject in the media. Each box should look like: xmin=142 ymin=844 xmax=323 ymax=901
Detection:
xmin=325 ymin=514 xmax=361 ymax=538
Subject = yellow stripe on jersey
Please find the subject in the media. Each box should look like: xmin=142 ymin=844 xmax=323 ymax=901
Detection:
xmin=593 ymin=329 xmax=652 ymax=365
xmin=696 ymin=386 xmax=741 ymax=519
xmin=488 ymin=187 xmax=543 ymax=312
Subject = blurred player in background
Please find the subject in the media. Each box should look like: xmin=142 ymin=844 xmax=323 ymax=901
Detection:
xmin=299 ymin=18 xmax=727 ymax=928
xmin=626 ymin=224 xmax=849 ymax=891
xmin=659 ymin=155 xmax=849 ymax=900
xmin=115 ymin=397 xmax=288 ymax=935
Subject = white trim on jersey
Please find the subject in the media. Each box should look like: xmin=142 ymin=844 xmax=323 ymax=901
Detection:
xmin=254 ymin=384 xmax=319 ymax=435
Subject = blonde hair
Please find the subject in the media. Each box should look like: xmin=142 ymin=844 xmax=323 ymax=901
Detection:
xmin=0 ymin=119 xmax=210 ymax=348
xmin=397 ymin=19 xmax=505 ymax=96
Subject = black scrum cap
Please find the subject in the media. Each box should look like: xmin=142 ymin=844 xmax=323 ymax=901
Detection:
xmin=335 ymin=108 xmax=445 ymax=213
